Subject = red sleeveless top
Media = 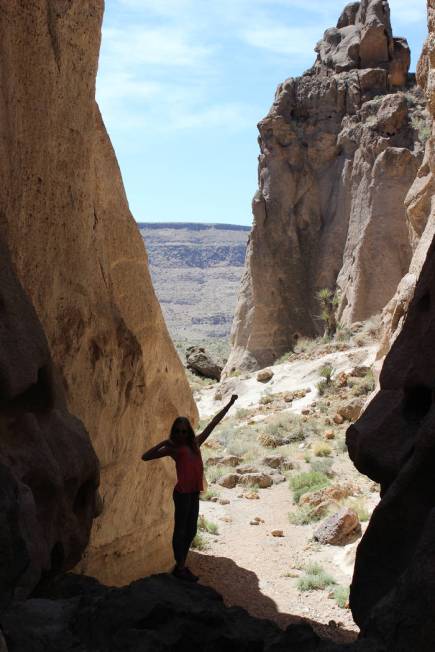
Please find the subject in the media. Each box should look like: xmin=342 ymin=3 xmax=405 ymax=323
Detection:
xmin=174 ymin=445 xmax=204 ymax=493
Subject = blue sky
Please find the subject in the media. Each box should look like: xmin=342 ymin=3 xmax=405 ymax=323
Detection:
xmin=97 ymin=0 xmax=427 ymax=226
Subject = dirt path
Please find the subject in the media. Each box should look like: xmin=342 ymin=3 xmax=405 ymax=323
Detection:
xmin=189 ymin=483 xmax=361 ymax=644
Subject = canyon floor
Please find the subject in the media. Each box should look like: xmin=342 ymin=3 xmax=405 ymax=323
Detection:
xmin=185 ymin=325 xmax=380 ymax=644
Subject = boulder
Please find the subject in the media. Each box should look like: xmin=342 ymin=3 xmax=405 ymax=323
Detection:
xmin=220 ymin=455 xmax=242 ymax=468
xmin=236 ymin=465 xmax=259 ymax=474
xmin=271 ymin=530 xmax=285 ymax=538
xmin=205 ymin=456 xmax=224 ymax=466
xmin=350 ymin=366 xmax=371 ymax=377
xmin=338 ymin=399 xmax=365 ymax=422
xmin=300 ymin=483 xmax=360 ymax=508
xmin=186 ymin=346 xmax=222 ymax=380
xmin=218 ymin=474 xmax=240 ymax=489
xmin=262 ymin=455 xmax=285 ymax=469
xmin=271 ymin=474 xmax=286 ymax=484
xmin=313 ymin=508 xmax=361 ymax=545
xmin=256 ymin=369 xmax=274 ymax=383
xmin=238 ymin=473 xmax=273 ymax=489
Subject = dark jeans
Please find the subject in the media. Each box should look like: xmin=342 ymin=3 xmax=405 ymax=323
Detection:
xmin=172 ymin=490 xmax=200 ymax=565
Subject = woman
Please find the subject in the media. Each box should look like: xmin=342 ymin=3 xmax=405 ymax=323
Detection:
xmin=141 ymin=394 xmax=238 ymax=582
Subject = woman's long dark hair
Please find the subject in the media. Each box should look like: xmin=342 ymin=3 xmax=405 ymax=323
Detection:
xmin=169 ymin=417 xmax=200 ymax=454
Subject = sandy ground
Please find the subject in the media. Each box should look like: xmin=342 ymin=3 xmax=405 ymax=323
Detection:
xmin=189 ymin=480 xmax=373 ymax=644
xmin=189 ymin=344 xmax=380 ymax=643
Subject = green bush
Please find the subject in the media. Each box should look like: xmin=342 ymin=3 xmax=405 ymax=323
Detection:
xmin=200 ymin=487 xmax=219 ymax=502
xmin=198 ymin=515 xmax=219 ymax=535
xmin=191 ymin=532 xmax=208 ymax=551
xmin=288 ymin=505 xmax=323 ymax=525
xmin=316 ymin=379 xmax=328 ymax=396
xmin=206 ymin=465 xmax=234 ymax=484
xmin=297 ymin=563 xmax=336 ymax=592
xmin=289 ymin=471 xmax=330 ymax=504
xmin=346 ymin=498 xmax=370 ymax=522
xmin=310 ymin=458 xmax=334 ymax=476
xmin=319 ymin=364 xmax=334 ymax=383
xmin=333 ymin=585 xmax=350 ymax=609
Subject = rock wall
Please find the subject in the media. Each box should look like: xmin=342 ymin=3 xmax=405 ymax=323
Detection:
xmin=0 ymin=241 xmax=99 ymax=604
xmin=226 ymin=0 xmax=428 ymax=372
xmin=347 ymin=3 xmax=435 ymax=646
xmin=0 ymin=1 xmax=196 ymax=586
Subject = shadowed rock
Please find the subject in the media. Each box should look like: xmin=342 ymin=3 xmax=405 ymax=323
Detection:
xmin=0 ymin=241 xmax=99 ymax=603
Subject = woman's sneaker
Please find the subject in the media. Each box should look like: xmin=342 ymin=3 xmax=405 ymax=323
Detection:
xmin=172 ymin=567 xmax=197 ymax=582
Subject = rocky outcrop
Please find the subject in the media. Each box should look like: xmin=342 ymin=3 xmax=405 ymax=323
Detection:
xmin=226 ymin=0 xmax=428 ymax=372
xmin=0 ymin=1 xmax=196 ymax=586
xmin=0 ymin=241 xmax=99 ymax=603
xmin=346 ymin=3 xmax=435 ymax=645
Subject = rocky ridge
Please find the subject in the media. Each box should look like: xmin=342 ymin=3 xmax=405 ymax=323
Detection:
xmin=140 ymin=223 xmax=250 ymax=342
xmin=226 ymin=0 xmax=429 ymax=372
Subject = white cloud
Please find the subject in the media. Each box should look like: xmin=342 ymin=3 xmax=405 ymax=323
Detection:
xmin=101 ymin=25 xmax=211 ymax=67
xmin=241 ymin=24 xmax=321 ymax=56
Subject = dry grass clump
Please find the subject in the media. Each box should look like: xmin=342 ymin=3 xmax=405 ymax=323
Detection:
xmin=206 ymin=464 xmax=234 ymax=484
xmin=288 ymin=505 xmax=323 ymax=525
xmin=312 ymin=441 xmax=332 ymax=457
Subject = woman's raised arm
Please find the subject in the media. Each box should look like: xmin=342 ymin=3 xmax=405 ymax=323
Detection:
xmin=196 ymin=394 xmax=238 ymax=447
xmin=142 ymin=439 xmax=176 ymax=461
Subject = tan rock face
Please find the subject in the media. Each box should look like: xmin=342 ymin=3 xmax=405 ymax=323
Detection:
xmin=0 ymin=2 xmax=196 ymax=585
xmin=0 ymin=241 xmax=99 ymax=603
xmin=226 ymin=0 xmax=427 ymax=372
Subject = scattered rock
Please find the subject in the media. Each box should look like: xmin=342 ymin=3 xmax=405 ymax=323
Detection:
xmin=284 ymin=394 xmax=294 ymax=403
xmin=333 ymin=413 xmax=344 ymax=425
xmin=205 ymin=456 xmax=224 ymax=466
xmin=262 ymin=455 xmax=284 ymax=469
xmin=337 ymin=398 xmax=365 ymax=422
xmin=302 ymin=408 xmax=311 ymax=416
xmin=256 ymin=368 xmax=274 ymax=383
xmin=271 ymin=530 xmax=284 ymax=538
xmin=220 ymin=455 xmax=243 ymax=468
xmin=300 ymin=483 xmax=361 ymax=508
xmin=250 ymin=520 xmax=260 ymax=526
xmin=272 ymin=474 xmax=286 ymax=484
xmin=218 ymin=499 xmax=230 ymax=506
xmin=254 ymin=516 xmax=265 ymax=523
xmin=241 ymin=491 xmax=260 ymax=500
xmin=238 ymin=473 xmax=273 ymax=489
xmin=236 ymin=464 xmax=259 ymax=475
xmin=337 ymin=372 xmax=348 ymax=387
xmin=210 ymin=496 xmax=219 ymax=503
xmin=218 ymin=474 xmax=240 ymax=489
xmin=313 ymin=508 xmax=362 ymax=545
xmin=186 ymin=346 xmax=222 ymax=380
xmin=324 ymin=430 xmax=335 ymax=440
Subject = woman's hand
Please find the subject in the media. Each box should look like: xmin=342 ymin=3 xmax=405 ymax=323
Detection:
xmin=229 ymin=394 xmax=238 ymax=405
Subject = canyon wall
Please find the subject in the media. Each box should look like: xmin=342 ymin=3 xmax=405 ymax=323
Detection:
xmin=0 ymin=1 xmax=196 ymax=587
xmin=226 ymin=0 xmax=428 ymax=372
xmin=347 ymin=1 xmax=435 ymax=646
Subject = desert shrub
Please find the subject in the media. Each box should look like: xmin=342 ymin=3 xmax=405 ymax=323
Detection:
xmin=257 ymin=432 xmax=280 ymax=448
xmin=317 ymin=288 xmax=339 ymax=337
xmin=316 ymin=379 xmax=328 ymax=396
xmin=289 ymin=505 xmax=323 ymax=525
xmin=412 ymin=114 xmax=431 ymax=144
xmin=310 ymin=458 xmax=334 ymax=476
xmin=297 ymin=563 xmax=336 ymax=591
xmin=191 ymin=532 xmax=208 ymax=551
xmin=200 ymin=487 xmax=219 ymax=502
xmin=205 ymin=464 xmax=234 ymax=484
xmin=333 ymin=585 xmax=350 ymax=609
xmin=236 ymin=408 xmax=251 ymax=419
xmin=319 ymin=364 xmax=334 ymax=383
xmin=346 ymin=498 xmax=370 ymax=522
xmin=275 ymin=351 xmax=293 ymax=364
xmin=260 ymin=394 xmax=274 ymax=405
xmin=335 ymin=324 xmax=352 ymax=342
xmin=198 ymin=515 xmax=219 ymax=535
xmin=290 ymin=471 xmax=330 ymax=503
xmin=312 ymin=442 xmax=332 ymax=457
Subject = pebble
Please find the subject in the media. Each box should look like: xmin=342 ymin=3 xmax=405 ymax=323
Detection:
xmin=219 ymin=499 xmax=230 ymax=505
xmin=271 ymin=530 xmax=284 ymax=537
